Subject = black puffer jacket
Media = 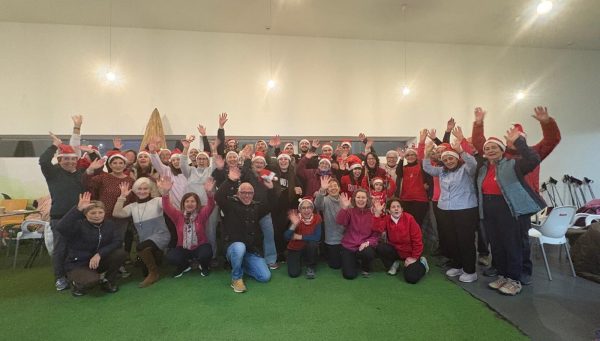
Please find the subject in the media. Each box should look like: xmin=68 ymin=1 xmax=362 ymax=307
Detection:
xmin=55 ymin=207 xmax=123 ymax=271
xmin=215 ymin=178 xmax=276 ymax=256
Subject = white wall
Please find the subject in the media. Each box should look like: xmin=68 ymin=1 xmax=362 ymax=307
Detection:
xmin=1 ymin=22 xmax=599 ymax=199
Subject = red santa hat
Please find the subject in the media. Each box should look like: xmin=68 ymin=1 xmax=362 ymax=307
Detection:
xmin=252 ymin=151 xmax=266 ymax=163
xmin=57 ymin=144 xmax=78 ymax=158
xmin=483 ymin=137 xmax=506 ymax=151
xmin=440 ymin=148 xmax=460 ymax=160
xmin=169 ymin=148 xmax=183 ymax=160
xmin=346 ymin=155 xmax=363 ymax=170
xmin=512 ymin=123 xmax=527 ymax=138
xmin=196 ymin=151 xmax=210 ymax=160
xmin=372 ymin=177 xmax=385 ymax=185
xmin=298 ymin=196 xmax=315 ymax=210
xmin=340 ymin=140 xmax=352 ymax=148
xmin=321 ymin=144 xmax=333 ymax=152
xmin=299 ymin=139 xmax=310 ymax=145
xmin=318 ymin=156 xmax=332 ymax=168
xmin=277 ymin=153 xmax=292 ymax=161
xmin=435 ymin=143 xmax=452 ymax=151
xmin=283 ymin=142 xmax=295 ymax=151
xmin=81 ymin=145 xmax=101 ymax=159
xmin=106 ymin=150 xmax=128 ymax=163
xmin=137 ymin=150 xmax=150 ymax=158
xmin=405 ymin=143 xmax=418 ymax=156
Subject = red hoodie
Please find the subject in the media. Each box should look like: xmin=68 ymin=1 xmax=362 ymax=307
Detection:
xmin=373 ymin=212 xmax=423 ymax=259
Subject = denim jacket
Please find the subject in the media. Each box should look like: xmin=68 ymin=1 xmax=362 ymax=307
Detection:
xmin=423 ymin=152 xmax=478 ymax=210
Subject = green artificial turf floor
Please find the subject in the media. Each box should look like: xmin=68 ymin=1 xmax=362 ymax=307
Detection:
xmin=1 ymin=248 xmax=527 ymax=341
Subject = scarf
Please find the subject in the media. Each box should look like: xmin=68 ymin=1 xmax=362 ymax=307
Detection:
xmin=301 ymin=212 xmax=315 ymax=225
xmin=182 ymin=211 xmax=198 ymax=250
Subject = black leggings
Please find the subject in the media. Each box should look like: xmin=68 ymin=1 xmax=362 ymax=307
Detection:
xmin=376 ymin=243 xmax=426 ymax=284
xmin=325 ymin=243 xmax=343 ymax=269
xmin=341 ymin=245 xmax=376 ymax=280
xmin=436 ymin=207 xmax=479 ymax=274
xmin=287 ymin=241 xmax=318 ymax=278
xmin=400 ymin=201 xmax=429 ymax=227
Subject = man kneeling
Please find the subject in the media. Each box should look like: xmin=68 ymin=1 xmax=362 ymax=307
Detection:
xmin=215 ymin=166 xmax=276 ymax=293
xmin=55 ymin=193 xmax=127 ymax=297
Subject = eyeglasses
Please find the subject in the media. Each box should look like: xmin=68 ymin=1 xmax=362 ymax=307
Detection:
xmin=239 ymin=191 xmax=254 ymax=195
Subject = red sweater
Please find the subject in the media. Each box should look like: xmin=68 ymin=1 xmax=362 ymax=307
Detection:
xmin=340 ymin=174 xmax=365 ymax=197
xmin=373 ymin=213 xmax=423 ymax=259
xmin=287 ymin=214 xmax=322 ymax=251
xmin=400 ymin=162 xmax=428 ymax=202
xmin=84 ymin=172 xmax=134 ymax=219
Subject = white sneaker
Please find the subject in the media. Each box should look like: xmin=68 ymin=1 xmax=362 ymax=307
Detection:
xmin=420 ymin=257 xmax=429 ymax=273
xmin=459 ymin=272 xmax=478 ymax=283
xmin=445 ymin=268 xmax=464 ymax=277
xmin=387 ymin=260 xmax=401 ymax=276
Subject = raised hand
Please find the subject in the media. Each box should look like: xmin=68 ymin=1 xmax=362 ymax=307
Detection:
xmin=532 ymin=106 xmax=550 ymax=123
xmin=147 ymin=136 xmax=160 ymax=153
xmin=87 ymin=158 xmax=106 ymax=171
xmin=452 ymin=126 xmax=464 ymax=142
xmin=197 ymin=125 xmax=207 ymax=136
xmin=446 ymin=117 xmax=456 ymax=132
xmin=287 ymin=209 xmax=301 ymax=226
xmin=268 ymin=134 xmax=281 ymax=148
xmin=157 ymin=176 xmax=173 ymax=193
xmin=396 ymin=146 xmax=405 ymax=159
xmin=119 ymin=182 xmax=132 ymax=197
xmin=427 ymin=128 xmax=437 ymax=141
xmin=112 ymin=137 xmax=123 ymax=150
xmin=451 ymin=140 xmax=463 ymax=154
xmin=204 ymin=177 xmax=216 ymax=193
xmin=218 ymin=112 xmax=228 ymax=128
xmin=425 ymin=141 xmax=435 ymax=155
xmin=419 ymin=129 xmax=428 ymax=143
xmin=294 ymin=187 xmax=303 ymax=195
xmin=474 ymin=107 xmax=486 ymax=123
xmin=320 ymin=175 xmax=331 ymax=190
xmin=311 ymin=139 xmax=320 ymax=149
xmin=504 ymin=126 xmax=523 ymax=144
xmin=78 ymin=145 xmax=95 ymax=153
xmin=71 ymin=115 xmax=83 ymax=128
xmin=372 ymin=200 xmax=384 ymax=216
xmin=340 ymin=192 xmax=351 ymax=209
xmin=358 ymin=133 xmax=366 ymax=141
xmin=365 ymin=138 xmax=374 ymax=150
xmin=49 ymin=132 xmax=62 ymax=147
xmin=181 ymin=138 xmax=191 ymax=149
xmin=214 ymin=155 xmax=225 ymax=169
xmin=77 ymin=192 xmax=92 ymax=211
xmin=210 ymin=138 xmax=221 ymax=153
xmin=228 ymin=166 xmax=241 ymax=181
xmin=263 ymin=178 xmax=274 ymax=189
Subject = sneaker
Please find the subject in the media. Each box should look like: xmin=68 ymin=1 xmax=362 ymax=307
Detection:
xmin=55 ymin=277 xmax=70 ymax=291
xmin=459 ymin=272 xmax=478 ymax=283
xmin=173 ymin=266 xmax=192 ymax=278
xmin=498 ymin=279 xmax=522 ymax=296
xmin=478 ymin=255 xmax=491 ymax=267
xmin=420 ymin=257 xmax=430 ymax=273
xmin=361 ymin=271 xmax=370 ymax=278
xmin=445 ymin=268 xmax=464 ymax=277
xmin=305 ymin=267 xmax=316 ymax=280
xmin=231 ymin=279 xmax=247 ymax=293
xmin=483 ymin=267 xmax=499 ymax=277
xmin=387 ymin=260 xmax=401 ymax=276
xmin=520 ymin=273 xmax=532 ymax=285
xmin=198 ymin=264 xmax=209 ymax=277
xmin=101 ymin=280 xmax=119 ymax=293
xmin=268 ymin=262 xmax=280 ymax=270
xmin=71 ymin=281 xmax=85 ymax=297
xmin=118 ymin=266 xmax=131 ymax=278
xmin=488 ymin=276 xmax=508 ymax=290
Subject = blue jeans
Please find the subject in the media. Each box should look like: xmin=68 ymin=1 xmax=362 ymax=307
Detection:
xmin=226 ymin=242 xmax=271 ymax=282
xmin=259 ymin=214 xmax=277 ymax=265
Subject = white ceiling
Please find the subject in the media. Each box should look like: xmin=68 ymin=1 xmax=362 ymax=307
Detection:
xmin=1 ymin=0 xmax=599 ymax=50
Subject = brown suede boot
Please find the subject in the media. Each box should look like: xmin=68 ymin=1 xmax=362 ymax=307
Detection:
xmin=138 ymin=248 xmax=160 ymax=288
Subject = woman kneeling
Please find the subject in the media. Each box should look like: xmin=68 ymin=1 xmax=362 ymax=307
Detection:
xmin=285 ymin=197 xmax=322 ymax=279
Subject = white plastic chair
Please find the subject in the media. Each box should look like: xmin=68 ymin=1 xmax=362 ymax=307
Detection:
xmin=13 ymin=220 xmax=48 ymax=269
xmin=528 ymin=206 xmax=577 ymax=281
xmin=570 ymin=213 xmax=600 ymax=229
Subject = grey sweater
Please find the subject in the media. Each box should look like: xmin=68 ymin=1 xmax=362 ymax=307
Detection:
xmin=314 ymin=189 xmax=345 ymax=245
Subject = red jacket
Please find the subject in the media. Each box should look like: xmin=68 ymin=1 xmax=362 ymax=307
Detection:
xmin=472 ymin=117 xmax=561 ymax=194
xmin=373 ymin=213 xmax=423 ymax=259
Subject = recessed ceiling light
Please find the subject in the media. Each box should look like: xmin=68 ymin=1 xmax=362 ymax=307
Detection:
xmin=105 ymin=71 xmax=116 ymax=82
xmin=516 ymin=90 xmax=526 ymax=100
xmin=402 ymin=86 xmax=411 ymax=96
xmin=267 ymin=79 xmax=276 ymax=89
xmin=537 ymin=1 xmax=553 ymax=15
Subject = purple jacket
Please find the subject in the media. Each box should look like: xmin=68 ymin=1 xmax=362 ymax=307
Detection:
xmin=336 ymin=207 xmax=380 ymax=251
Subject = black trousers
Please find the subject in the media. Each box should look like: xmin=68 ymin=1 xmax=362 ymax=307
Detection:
xmin=163 ymin=214 xmax=178 ymax=248
xmin=400 ymin=201 xmax=429 ymax=227
xmin=518 ymin=214 xmax=533 ymax=276
xmin=436 ymin=207 xmax=479 ymax=274
xmin=271 ymin=210 xmax=290 ymax=261
xmin=67 ymin=249 xmax=128 ymax=288
xmin=341 ymin=245 xmax=376 ymax=280
xmin=166 ymin=244 xmax=213 ymax=271
xmin=50 ymin=218 xmax=67 ymax=279
xmin=432 ymin=203 xmax=449 ymax=258
xmin=477 ymin=220 xmax=490 ymax=256
xmin=376 ymin=243 xmax=426 ymax=284
xmin=325 ymin=243 xmax=343 ymax=269
xmin=483 ymin=195 xmax=523 ymax=280
xmin=287 ymin=241 xmax=319 ymax=278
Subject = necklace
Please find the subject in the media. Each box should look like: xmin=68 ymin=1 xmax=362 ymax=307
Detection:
xmin=136 ymin=202 xmax=148 ymax=229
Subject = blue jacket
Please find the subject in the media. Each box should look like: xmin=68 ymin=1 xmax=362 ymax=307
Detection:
xmin=423 ymin=152 xmax=478 ymax=210
xmin=476 ymin=137 xmax=546 ymax=218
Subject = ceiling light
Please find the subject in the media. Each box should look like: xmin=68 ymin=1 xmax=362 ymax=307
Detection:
xmin=402 ymin=86 xmax=411 ymax=96
xmin=537 ymin=1 xmax=553 ymax=15
xmin=267 ymin=79 xmax=276 ymax=89
xmin=516 ymin=90 xmax=526 ymax=100
xmin=105 ymin=71 xmax=116 ymax=82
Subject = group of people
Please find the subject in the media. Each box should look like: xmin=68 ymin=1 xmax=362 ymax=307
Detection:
xmin=41 ymin=107 xmax=560 ymax=296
